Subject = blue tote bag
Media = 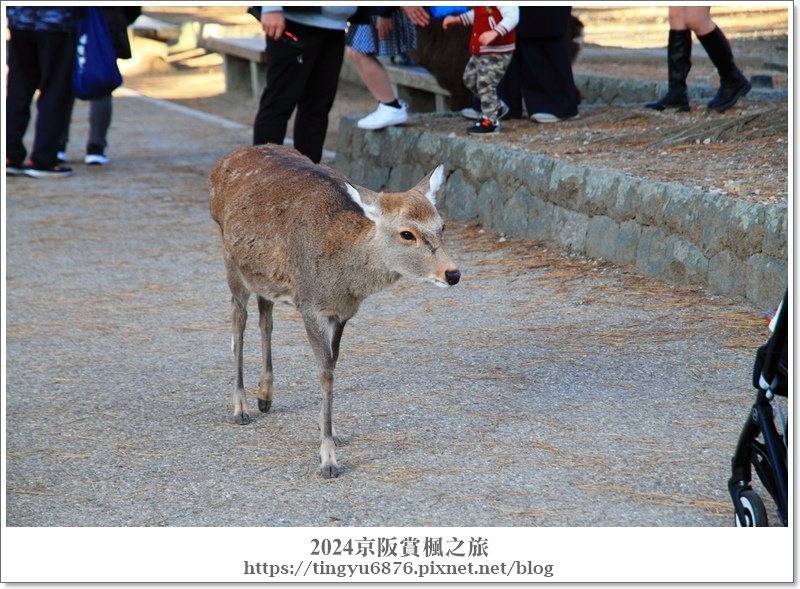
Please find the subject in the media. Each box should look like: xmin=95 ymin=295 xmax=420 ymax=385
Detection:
xmin=73 ymin=7 xmax=123 ymax=100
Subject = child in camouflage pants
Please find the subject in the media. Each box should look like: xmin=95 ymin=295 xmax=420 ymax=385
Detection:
xmin=443 ymin=7 xmax=519 ymax=134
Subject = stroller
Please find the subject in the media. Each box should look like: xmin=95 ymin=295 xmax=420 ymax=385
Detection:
xmin=728 ymin=290 xmax=788 ymax=526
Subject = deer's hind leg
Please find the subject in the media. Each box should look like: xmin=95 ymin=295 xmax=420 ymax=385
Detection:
xmin=257 ymin=295 xmax=274 ymax=413
xmin=225 ymin=255 xmax=252 ymax=425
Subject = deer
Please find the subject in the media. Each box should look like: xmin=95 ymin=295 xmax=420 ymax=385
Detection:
xmin=209 ymin=144 xmax=460 ymax=478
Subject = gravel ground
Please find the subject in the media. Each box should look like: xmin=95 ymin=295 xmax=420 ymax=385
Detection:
xmin=4 ymin=91 xmax=782 ymax=528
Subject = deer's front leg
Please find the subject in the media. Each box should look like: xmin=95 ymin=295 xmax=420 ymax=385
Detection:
xmin=327 ymin=317 xmax=347 ymax=447
xmin=303 ymin=313 xmax=345 ymax=478
xmin=319 ymin=366 xmax=337 ymax=478
xmin=256 ymin=296 xmax=274 ymax=413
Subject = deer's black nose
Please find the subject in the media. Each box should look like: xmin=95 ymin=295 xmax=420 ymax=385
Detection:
xmin=445 ymin=269 xmax=461 ymax=285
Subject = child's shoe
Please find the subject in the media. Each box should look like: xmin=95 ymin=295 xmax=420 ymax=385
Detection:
xmin=467 ymin=117 xmax=499 ymax=134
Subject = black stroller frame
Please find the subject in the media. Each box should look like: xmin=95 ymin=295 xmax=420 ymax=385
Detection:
xmin=728 ymin=290 xmax=789 ymax=527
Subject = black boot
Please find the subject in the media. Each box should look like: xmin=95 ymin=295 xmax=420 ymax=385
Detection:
xmin=646 ymin=29 xmax=692 ymax=112
xmin=697 ymin=26 xmax=751 ymax=112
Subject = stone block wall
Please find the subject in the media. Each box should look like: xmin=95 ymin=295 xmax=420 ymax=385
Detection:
xmin=334 ymin=117 xmax=788 ymax=311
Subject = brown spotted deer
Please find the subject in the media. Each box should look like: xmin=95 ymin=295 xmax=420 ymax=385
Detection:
xmin=209 ymin=144 xmax=460 ymax=478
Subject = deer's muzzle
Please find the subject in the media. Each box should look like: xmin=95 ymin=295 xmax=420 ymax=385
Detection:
xmin=445 ymin=269 xmax=461 ymax=286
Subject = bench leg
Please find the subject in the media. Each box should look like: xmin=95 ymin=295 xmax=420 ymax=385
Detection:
xmin=222 ymin=54 xmax=253 ymax=95
xmin=250 ymin=61 xmax=267 ymax=98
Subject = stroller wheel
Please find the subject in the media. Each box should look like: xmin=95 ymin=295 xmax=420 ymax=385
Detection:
xmin=735 ymin=489 xmax=768 ymax=527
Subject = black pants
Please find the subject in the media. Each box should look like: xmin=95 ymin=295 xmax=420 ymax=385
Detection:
xmin=6 ymin=28 xmax=75 ymax=168
xmin=498 ymin=36 xmax=579 ymax=120
xmin=253 ymin=22 xmax=345 ymax=163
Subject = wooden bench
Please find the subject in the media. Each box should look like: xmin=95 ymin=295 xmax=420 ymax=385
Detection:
xmin=204 ymin=36 xmax=451 ymax=112
xmin=379 ymin=60 xmax=451 ymax=113
xmin=204 ymin=36 xmax=267 ymax=97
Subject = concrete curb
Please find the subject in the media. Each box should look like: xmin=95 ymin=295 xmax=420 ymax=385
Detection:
xmin=334 ymin=116 xmax=787 ymax=311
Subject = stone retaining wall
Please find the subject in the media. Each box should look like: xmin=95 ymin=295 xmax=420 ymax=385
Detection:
xmin=334 ymin=116 xmax=787 ymax=311
xmin=574 ymin=74 xmax=787 ymax=106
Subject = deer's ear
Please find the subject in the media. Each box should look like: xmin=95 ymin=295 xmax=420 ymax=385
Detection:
xmin=345 ymin=183 xmax=380 ymax=221
xmin=416 ymin=164 xmax=444 ymax=205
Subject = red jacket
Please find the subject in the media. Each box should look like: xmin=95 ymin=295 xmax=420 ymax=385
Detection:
xmin=458 ymin=6 xmax=518 ymax=55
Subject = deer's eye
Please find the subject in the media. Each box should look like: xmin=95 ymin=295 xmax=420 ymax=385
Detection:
xmin=400 ymin=231 xmax=415 ymax=241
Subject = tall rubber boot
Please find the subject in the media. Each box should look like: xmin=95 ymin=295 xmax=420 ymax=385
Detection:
xmin=697 ymin=26 xmax=751 ymax=112
xmin=646 ymin=29 xmax=692 ymax=112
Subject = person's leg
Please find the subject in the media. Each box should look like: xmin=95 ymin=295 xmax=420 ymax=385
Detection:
xmin=518 ymin=37 xmax=579 ymax=120
xmin=253 ymin=28 xmax=314 ymax=147
xmin=475 ymin=53 xmax=512 ymax=119
xmin=6 ymin=29 xmax=39 ymax=167
xmin=87 ymin=95 xmax=112 ymax=151
xmin=293 ymin=28 xmax=345 ymax=163
xmin=349 ymin=46 xmax=408 ymax=130
xmin=347 ymin=48 xmax=396 ymax=103
xmin=59 ymin=95 xmax=76 ymax=159
xmin=466 ymin=54 xmax=511 ymax=134
xmin=83 ymin=95 xmax=112 ymax=164
xmin=682 ymin=6 xmax=715 ymax=36
xmin=347 ymin=20 xmax=408 ymax=131
xmin=29 ymin=29 xmax=75 ymax=170
xmin=497 ymin=48 xmax=524 ymax=119
xmin=667 ymin=6 xmax=688 ymax=30
xmin=695 ymin=11 xmax=751 ymax=112
xmin=645 ymin=8 xmax=693 ymax=112
xmin=461 ymin=55 xmax=479 ymax=105
xmin=537 ymin=36 xmax=578 ymax=119
xmin=459 ymin=56 xmax=485 ymax=124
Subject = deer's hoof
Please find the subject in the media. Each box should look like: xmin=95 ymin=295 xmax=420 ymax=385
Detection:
xmin=234 ymin=413 xmax=252 ymax=425
xmin=258 ymin=398 xmax=272 ymax=413
xmin=319 ymin=463 xmax=340 ymax=479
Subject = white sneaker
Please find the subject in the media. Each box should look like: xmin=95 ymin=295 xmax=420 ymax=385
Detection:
xmin=85 ymin=153 xmax=109 ymax=165
xmin=357 ymin=102 xmax=408 ymax=130
xmin=57 ymin=151 xmax=68 ymax=163
xmin=463 ymin=100 xmax=509 ymax=120
xmin=530 ymin=112 xmax=579 ymax=123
